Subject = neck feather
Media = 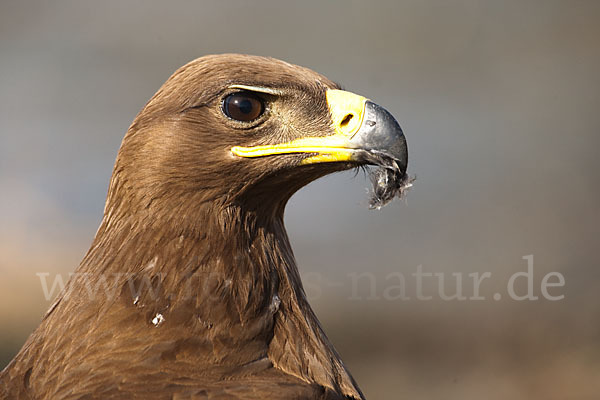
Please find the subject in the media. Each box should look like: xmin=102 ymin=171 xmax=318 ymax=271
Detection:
xmin=51 ymin=198 xmax=363 ymax=399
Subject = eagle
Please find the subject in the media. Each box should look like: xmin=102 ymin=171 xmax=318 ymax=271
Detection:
xmin=1 ymin=54 xmax=409 ymax=399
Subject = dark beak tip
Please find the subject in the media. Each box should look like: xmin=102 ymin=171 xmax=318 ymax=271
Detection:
xmin=361 ymin=101 xmax=408 ymax=169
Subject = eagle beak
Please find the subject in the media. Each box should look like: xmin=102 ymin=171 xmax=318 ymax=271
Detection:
xmin=231 ymin=89 xmax=408 ymax=174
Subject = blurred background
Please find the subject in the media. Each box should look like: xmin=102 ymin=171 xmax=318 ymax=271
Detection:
xmin=1 ymin=1 xmax=599 ymax=399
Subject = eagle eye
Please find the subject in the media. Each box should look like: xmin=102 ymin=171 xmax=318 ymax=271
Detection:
xmin=222 ymin=91 xmax=264 ymax=122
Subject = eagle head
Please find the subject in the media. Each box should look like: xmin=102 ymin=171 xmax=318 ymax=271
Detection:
xmin=108 ymin=54 xmax=408 ymax=219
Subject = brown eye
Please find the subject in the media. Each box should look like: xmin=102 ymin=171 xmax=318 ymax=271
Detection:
xmin=222 ymin=91 xmax=264 ymax=122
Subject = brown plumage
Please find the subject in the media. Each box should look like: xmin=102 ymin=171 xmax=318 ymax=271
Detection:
xmin=1 ymin=54 xmax=408 ymax=399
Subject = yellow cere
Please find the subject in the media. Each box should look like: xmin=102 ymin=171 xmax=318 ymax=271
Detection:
xmin=325 ymin=89 xmax=367 ymax=139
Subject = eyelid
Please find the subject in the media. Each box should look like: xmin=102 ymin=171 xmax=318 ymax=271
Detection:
xmin=228 ymin=84 xmax=283 ymax=95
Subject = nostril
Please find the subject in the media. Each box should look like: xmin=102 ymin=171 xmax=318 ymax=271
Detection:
xmin=340 ymin=113 xmax=354 ymax=127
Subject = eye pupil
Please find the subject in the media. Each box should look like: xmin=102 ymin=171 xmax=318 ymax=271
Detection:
xmin=223 ymin=92 xmax=264 ymax=122
xmin=238 ymin=99 xmax=253 ymax=114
